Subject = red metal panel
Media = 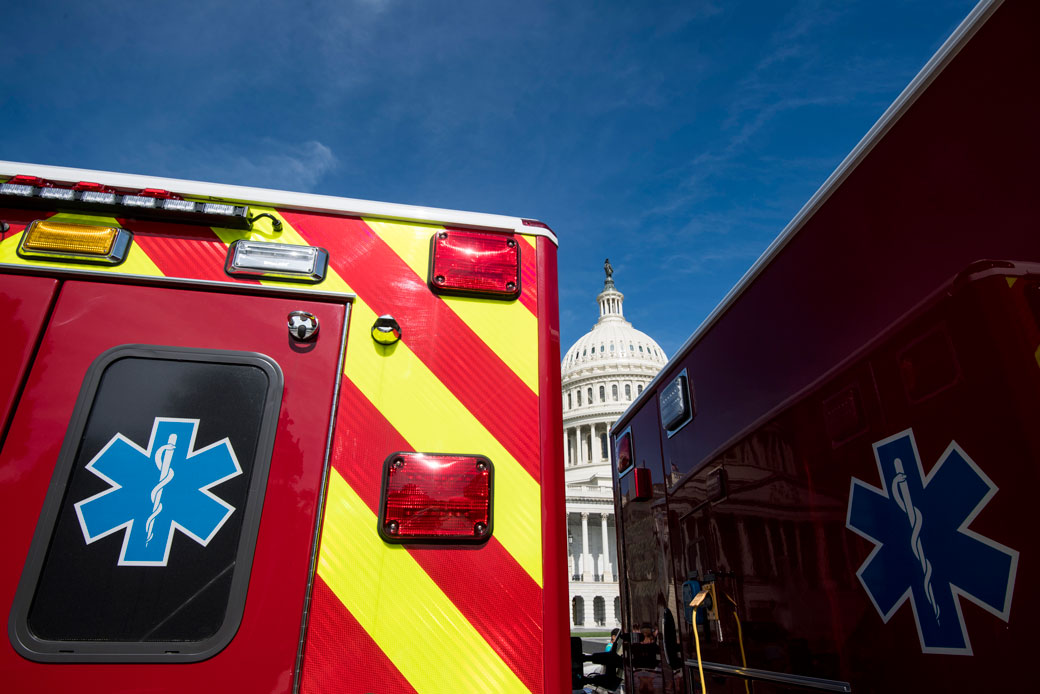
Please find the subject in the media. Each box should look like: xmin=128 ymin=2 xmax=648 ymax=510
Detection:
xmin=611 ymin=2 xmax=1040 ymax=691
xmin=536 ymin=236 xmax=569 ymax=694
xmin=0 ymin=274 xmax=57 ymax=435
xmin=302 ymin=378 xmax=545 ymax=693
xmin=300 ymin=577 xmax=418 ymax=694
xmin=0 ymin=281 xmax=345 ymax=693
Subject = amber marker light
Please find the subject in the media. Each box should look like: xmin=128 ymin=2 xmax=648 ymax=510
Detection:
xmin=17 ymin=220 xmax=132 ymax=266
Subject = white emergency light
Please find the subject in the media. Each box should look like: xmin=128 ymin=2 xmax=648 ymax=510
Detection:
xmin=225 ymin=239 xmax=329 ymax=283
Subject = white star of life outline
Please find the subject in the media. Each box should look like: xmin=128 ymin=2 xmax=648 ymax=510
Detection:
xmin=845 ymin=428 xmax=1019 ymax=655
xmin=73 ymin=417 xmax=242 ymax=567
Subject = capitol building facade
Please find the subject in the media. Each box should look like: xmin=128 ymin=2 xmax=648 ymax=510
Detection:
xmin=562 ymin=262 xmax=667 ymax=630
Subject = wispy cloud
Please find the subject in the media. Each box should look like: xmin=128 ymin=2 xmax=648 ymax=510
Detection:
xmin=132 ymin=139 xmax=338 ymax=192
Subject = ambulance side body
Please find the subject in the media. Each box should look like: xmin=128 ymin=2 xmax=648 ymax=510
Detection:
xmin=610 ymin=1 xmax=1038 ymax=691
xmin=0 ymin=165 xmax=568 ymax=693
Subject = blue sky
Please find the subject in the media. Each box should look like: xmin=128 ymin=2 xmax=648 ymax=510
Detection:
xmin=0 ymin=0 xmax=977 ymax=357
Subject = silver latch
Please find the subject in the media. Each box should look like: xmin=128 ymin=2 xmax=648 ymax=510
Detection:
xmin=288 ymin=311 xmax=319 ymax=341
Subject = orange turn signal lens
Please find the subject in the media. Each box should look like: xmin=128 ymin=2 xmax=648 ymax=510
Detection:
xmin=18 ymin=220 xmax=132 ymax=266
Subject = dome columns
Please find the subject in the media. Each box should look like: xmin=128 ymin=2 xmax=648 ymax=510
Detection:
xmin=580 ymin=512 xmax=591 ymax=582
xmin=564 ymin=422 xmax=613 ymax=467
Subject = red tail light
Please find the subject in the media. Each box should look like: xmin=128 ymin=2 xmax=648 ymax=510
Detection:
xmin=379 ymin=452 xmax=493 ymax=543
xmin=521 ymin=218 xmax=551 ymax=230
xmin=632 ymin=467 xmax=653 ymax=502
xmin=8 ymin=175 xmax=52 ymax=187
xmin=73 ymin=181 xmax=117 ymax=193
xmin=428 ymin=229 xmax=520 ymax=299
xmin=137 ymin=188 xmax=183 ymax=200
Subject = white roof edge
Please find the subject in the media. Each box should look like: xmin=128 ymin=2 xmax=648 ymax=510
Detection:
xmin=615 ymin=0 xmax=1001 ymax=429
xmin=0 ymin=160 xmax=559 ymax=245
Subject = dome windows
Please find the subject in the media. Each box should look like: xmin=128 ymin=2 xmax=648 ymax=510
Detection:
xmin=625 ymin=384 xmax=631 ymax=400
xmin=599 ymin=385 xmax=605 ymax=402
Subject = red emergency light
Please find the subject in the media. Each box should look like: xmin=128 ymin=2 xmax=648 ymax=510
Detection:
xmin=137 ymin=188 xmax=183 ymax=200
xmin=379 ymin=452 xmax=493 ymax=543
xmin=428 ymin=229 xmax=520 ymax=300
xmin=7 ymin=175 xmax=52 ymax=188
xmin=615 ymin=429 xmax=633 ymax=476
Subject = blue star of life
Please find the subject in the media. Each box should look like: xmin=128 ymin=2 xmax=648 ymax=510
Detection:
xmin=74 ymin=417 xmax=242 ymax=567
xmin=846 ymin=429 xmax=1019 ymax=654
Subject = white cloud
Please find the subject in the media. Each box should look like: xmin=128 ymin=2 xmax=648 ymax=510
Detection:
xmin=135 ymin=139 xmax=338 ymax=192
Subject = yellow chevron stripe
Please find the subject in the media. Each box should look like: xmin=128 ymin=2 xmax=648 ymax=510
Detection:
xmin=319 ymin=469 xmax=530 ymax=693
xmin=364 ymin=219 xmax=539 ymax=394
xmin=0 ymin=213 xmax=165 ymax=277
xmin=520 ymin=233 xmax=537 ymax=251
xmin=215 ymin=209 xmax=543 ymax=584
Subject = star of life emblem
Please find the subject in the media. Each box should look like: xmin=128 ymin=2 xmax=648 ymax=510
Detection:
xmin=846 ymin=429 xmax=1019 ymax=654
xmin=74 ymin=417 xmax=242 ymax=567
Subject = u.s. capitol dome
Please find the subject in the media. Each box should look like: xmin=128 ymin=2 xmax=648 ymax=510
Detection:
xmin=561 ymin=260 xmax=666 ymax=630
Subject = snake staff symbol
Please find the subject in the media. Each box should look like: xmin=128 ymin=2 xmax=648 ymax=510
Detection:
xmin=846 ymin=429 xmax=1019 ymax=654
xmin=146 ymin=433 xmax=177 ymax=545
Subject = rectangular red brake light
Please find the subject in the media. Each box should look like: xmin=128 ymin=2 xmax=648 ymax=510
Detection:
xmin=428 ymin=229 xmax=520 ymax=300
xmin=379 ymin=452 xmax=493 ymax=543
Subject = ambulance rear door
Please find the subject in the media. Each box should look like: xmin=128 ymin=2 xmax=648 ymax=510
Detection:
xmin=1 ymin=278 xmax=348 ymax=693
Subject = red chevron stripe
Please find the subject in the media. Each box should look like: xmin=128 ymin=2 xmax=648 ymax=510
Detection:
xmin=327 ymin=378 xmax=544 ymax=693
xmin=282 ymin=209 xmax=540 ymax=482
xmin=300 ymin=577 xmax=417 ymax=694
xmin=120 ymin=219 xmax=256 ymax=284
xmin=518 ymin=236 xmax=538 ymax=314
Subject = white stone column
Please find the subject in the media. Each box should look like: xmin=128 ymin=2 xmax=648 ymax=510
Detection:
xmin=601 ymin=513 xmax=613 ymax=581
xmin=581 ymin=512 xmax=591 ymax=581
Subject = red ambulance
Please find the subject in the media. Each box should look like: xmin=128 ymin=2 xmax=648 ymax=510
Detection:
xmin=0 ymin=160 xmax=569 ymax=692
xmin=609 ymin=0 xmax=1038 ymax=691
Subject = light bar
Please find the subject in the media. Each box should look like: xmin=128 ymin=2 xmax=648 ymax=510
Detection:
xmin=225 ymin=239 xmax=328 ymax=283
xmin=17 ymin=220 xmax=132 ymax=266
xmin=203 ymin=202 xmax=235 ymax=216
xmin=80 ymin=190 xmax=117 ymax=205
xmin=39 ymin=187 xmax=75 ymax=201
xmin=121 ymin=194 xmax=159 ymax=209
xmin=163 ymin=199 xmax=197 ymax=212
xmin=0 ymin=183 xmax=33 ymax=197
xmin=0 ymin=175 xmax=252 ymax=229
xmin=379 ymin=452 xmax=493 ymax=543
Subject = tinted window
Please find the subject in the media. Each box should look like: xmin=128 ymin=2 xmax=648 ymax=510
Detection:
xmin=12 ymin=346 xmax=282 ymax=661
